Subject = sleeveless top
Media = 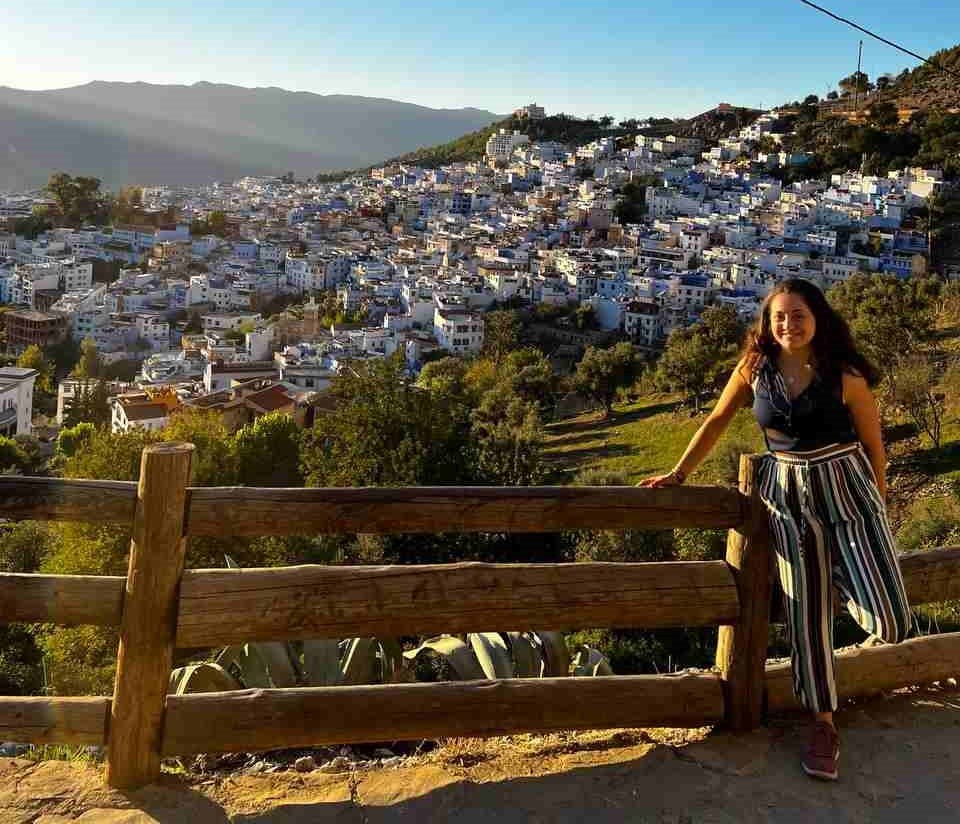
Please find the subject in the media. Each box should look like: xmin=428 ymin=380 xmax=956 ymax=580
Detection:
xmin=750 ymin=356 xmax=858 ymax=452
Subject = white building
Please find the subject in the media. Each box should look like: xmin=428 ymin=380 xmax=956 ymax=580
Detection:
xmin=433 ymin=308 xmax=484 ymax=354
xmin=485 ymin=129 xmax=530 ymax=164
xmin=0 ymin=367 xmax=37 ymax=437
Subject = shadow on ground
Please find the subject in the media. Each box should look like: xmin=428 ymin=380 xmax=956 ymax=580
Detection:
xmin=5 ymin=687 xmax=960 ymax=823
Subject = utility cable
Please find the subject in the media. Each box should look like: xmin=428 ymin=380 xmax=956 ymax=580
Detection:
xmin=796 ymin=0 xmax=960 ymax=82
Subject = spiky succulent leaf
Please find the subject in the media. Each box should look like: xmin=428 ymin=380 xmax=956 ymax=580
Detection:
xmin=378 ymin=638 xmax=404 ymax=683
xmin=341 ymin=637 xmax=379 ymax=685
xmin=169 ymin=662 xmax=241 ymax=695
xmin=534 ymin=631 xmax=571 ymax=677
xmin=468 ymin=632 xmax=514 ymax=679
xmin=403 ymin=635 xmax=485 ymax=680
xmin=302 ymin=639 xmax=342 ymax=686
xmin=506 ymin=632 xmax=542 ymax=678
xmin=571 ymin=645 xmax=614 ymax=677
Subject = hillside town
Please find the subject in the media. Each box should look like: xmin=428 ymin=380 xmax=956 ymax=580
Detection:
xmin=0 ymin=102 xmax=953 ymax=435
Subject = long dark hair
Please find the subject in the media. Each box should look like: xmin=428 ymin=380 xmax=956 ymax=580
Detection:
xmin=741 ymin=278 xmax=879 ymax=387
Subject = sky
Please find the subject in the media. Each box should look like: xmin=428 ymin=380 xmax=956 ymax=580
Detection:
xmin=2 ymin=0 xmax=959 ymax=120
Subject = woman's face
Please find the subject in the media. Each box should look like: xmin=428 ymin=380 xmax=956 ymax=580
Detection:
xmin=768 ymin=293 xmax=816 ymax=353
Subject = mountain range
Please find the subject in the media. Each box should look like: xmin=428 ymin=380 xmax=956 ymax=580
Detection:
xmin=0 ymin=82 xmax=500 ymax=191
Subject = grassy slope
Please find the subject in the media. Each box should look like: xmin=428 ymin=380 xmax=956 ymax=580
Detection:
xmin=543 ymin=395 xmax=763 ymax=486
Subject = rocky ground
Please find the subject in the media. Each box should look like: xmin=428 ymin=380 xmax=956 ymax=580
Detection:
xmin=3 ymin=683 xmax=960 ymax=823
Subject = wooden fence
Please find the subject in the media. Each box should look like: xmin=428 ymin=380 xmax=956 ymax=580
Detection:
xmin=1 ymin=442 xmax=959 ymax=788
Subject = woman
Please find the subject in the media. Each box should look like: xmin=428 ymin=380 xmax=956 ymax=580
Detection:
xmin=639 ymin=278 xmax=912 ymax=782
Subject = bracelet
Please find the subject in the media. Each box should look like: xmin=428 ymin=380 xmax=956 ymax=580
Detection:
xmin=669 ymin=468 xmax=687 ymax=484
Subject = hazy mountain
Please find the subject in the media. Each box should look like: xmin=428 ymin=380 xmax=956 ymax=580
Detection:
xmin=0 ymin=81 xmax=499 ymax=191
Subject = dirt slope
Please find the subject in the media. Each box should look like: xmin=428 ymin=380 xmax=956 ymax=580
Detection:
xmin=3 ymin=685 xmax=960 ymax=823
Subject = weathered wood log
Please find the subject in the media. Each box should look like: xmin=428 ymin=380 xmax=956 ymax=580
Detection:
xmin=176 ymin=561 xmax=740 ymax=647
xmin=161 ymin=673 xmax=723 ymax=756
xmin=0 ymin=477 xmax=137 ymax=524
xmin=715 ymin=455 xmax=772 ymax=731
xmin=0 ymin=573 xmax=125 ymax=626
xmin=766 ymin=632 xmax=960 ymax=714
xmin=106 ymin=443 xmax=193 ymax=790
xmin=900 ymin=547 xmax=960 ymax=605
xmin=0 ymin=696 xmax=110 ymax=746
xmin=184 ymin=485 xmax=745 ymax=537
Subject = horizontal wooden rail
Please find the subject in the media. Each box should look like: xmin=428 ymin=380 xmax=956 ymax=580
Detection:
xmin=0 ymin=477 xmax=137 ymax=525
xmin=900 ymin=547 xmax=960 ymax=605
xmin=0 ymin=573 xmax=125 ymax=626
xmin=766 ymin=631 xmax=960 ymax=714
xmin=184 ymin=485 xmax=746 ymax=536
xmin=1 ymin=547 xmax=957 ymax=635
xmin=161 ymin=673 xmax=724 ymax=756
xmin=0 ymin=478 xmax=746 ymax=534
xmin=0 ymin=696 xmax=110 ymax=746
xmin=176 ymin=561 xmax=740 ymax=647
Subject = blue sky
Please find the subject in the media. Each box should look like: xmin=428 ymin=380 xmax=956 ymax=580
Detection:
xmin=3 ymin=1 xmax=959 ymax=119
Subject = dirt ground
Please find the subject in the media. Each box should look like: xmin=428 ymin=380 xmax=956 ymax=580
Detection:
xmin=3 ymin=684 xmax=960 ymax=823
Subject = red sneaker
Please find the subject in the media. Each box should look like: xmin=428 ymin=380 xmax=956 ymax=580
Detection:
xmin=802 ymin=721 xmax=839 ymax=781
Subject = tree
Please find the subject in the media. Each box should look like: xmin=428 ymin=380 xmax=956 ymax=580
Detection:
xmin=698 ymin=304 xmax=744 ymax=352
xmin=483 ymin=310 xmax=522 ymax=364
xmin=828 ymin=274 xmax=939 ymax=374
xmin=868 ymin=100 xmax=899 ymax=129
xmin=838 ymin=72 xmax=870 ymax=97
xmin=71 ymin=338 xmax=102 ymax=379
xmin=55 ymin=422 xmax=97 ymax=458
xmin=0 ymin=437 xmax=29 ymax=473
xmin=16 ymin=345 xmax=54 ymax=399
xmin=503 ymin=348 xmax=554 ymax=412
xmin=573 ymin=343 xmax=639 ymax=418
xmin=890 ymin=354 xmax=945 ymax=448
xmin=44 ymin=173 xmax=111 ymax=226
xmin=62 ymin=380 xmax=111 ymax=428
xmin=826 ymin=91 xmax=839 ymax=101
xmin=232 ymin=412 xmax=303 ymax=487
xmin=803 ymin=94 xmax=819 ymax=105
xmin=655 ymin=328 xmax=722 ymax=414
xmin=300 ymin=356 xmax=471 ymax=487
xmin=471 ymin=385 xmax=543 ymax=486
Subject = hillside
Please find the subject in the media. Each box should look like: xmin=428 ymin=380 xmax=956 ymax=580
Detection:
xmin=0 ymin=82 xmax=499 ymax=190
xmin=378 ymin=106 xmax=763 ymax=170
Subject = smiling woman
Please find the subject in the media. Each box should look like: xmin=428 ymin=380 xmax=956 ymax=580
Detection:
xmin=638 ymin=278 xmax=912 ymax=782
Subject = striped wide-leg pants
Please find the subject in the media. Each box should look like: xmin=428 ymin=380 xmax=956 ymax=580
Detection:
xmin=757 ymin=442 xmax=913 ymax=713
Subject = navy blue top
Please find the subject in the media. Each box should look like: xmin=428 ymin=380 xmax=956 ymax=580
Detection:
xmin=751 ymin=357 xmax=858 ymax=452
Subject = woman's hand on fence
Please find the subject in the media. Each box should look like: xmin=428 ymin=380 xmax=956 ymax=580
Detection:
xmin=636 ymin=473 xmax=682 ymax=488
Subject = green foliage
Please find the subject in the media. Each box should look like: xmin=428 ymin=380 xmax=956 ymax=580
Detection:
xmin=55 ymin=422 xmax=96 ymax=458
xmin=482 ymin=309 xmax=522 ymax=364
xmin=232 ymin=412 xmax=303 ymax=487
xmin=0 ymin=436 xmax=29 ymax=473
xmin=11 ymin=214 xmax=53 ymax=239
xmin=655 ymin=329 xmax=723 ymax=414
xmin=62 ymin=380 xmax=111 ymax=428
xmin=16 ymin=345 xmax=54 ymax=397
xmin=71 ymin=339 xmax=102 ymax=379
xmin=301 ymin=356 xmax=472 ymax=487
xmin=573 ymin=342 xmax=640 ymax=416
xmin=59 ymin=426 xmax=157 ymax=481
xmin=828 ymin=274 xmax=940 ymax=373
xmin=44 ymin=172 xmax=112 ymax=226
xmin=471 ymin=384 xmax=543 ymax=486
xmin=0 ymin=521 xmax=50 ymax=573
xmin=191 ymin=210 xmax=228 ymax=237
xmin=162 ymin=410 xmax=237 ymax=486
xmin=897 ymin=495 xmax=960 ymax=550
xmin=613 ymin=180 xmax=651 ymax=224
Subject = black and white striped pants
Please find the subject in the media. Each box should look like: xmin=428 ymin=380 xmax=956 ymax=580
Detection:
xmin=758 ymin=442 xmax=913 ymax=713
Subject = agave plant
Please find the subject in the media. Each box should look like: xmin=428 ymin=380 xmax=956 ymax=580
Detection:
xmin=170 ymin=559 xmax=612 ymax=694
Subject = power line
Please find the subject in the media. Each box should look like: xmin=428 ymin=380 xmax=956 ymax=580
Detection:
xmin=796 ymin=0 xmax=960 ymax=82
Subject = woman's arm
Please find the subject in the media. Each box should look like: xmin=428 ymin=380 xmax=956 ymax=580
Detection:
xmin=638 ymin=360 xmax=752 ymax=487
xmin=842 ymin=371 xmax=887 ymax=500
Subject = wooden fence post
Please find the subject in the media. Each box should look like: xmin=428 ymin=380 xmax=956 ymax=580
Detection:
xmin=106 ymin=443 xmax=194 ymax=789
xmin=715 ymin=453 xmax=772 ymax=731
